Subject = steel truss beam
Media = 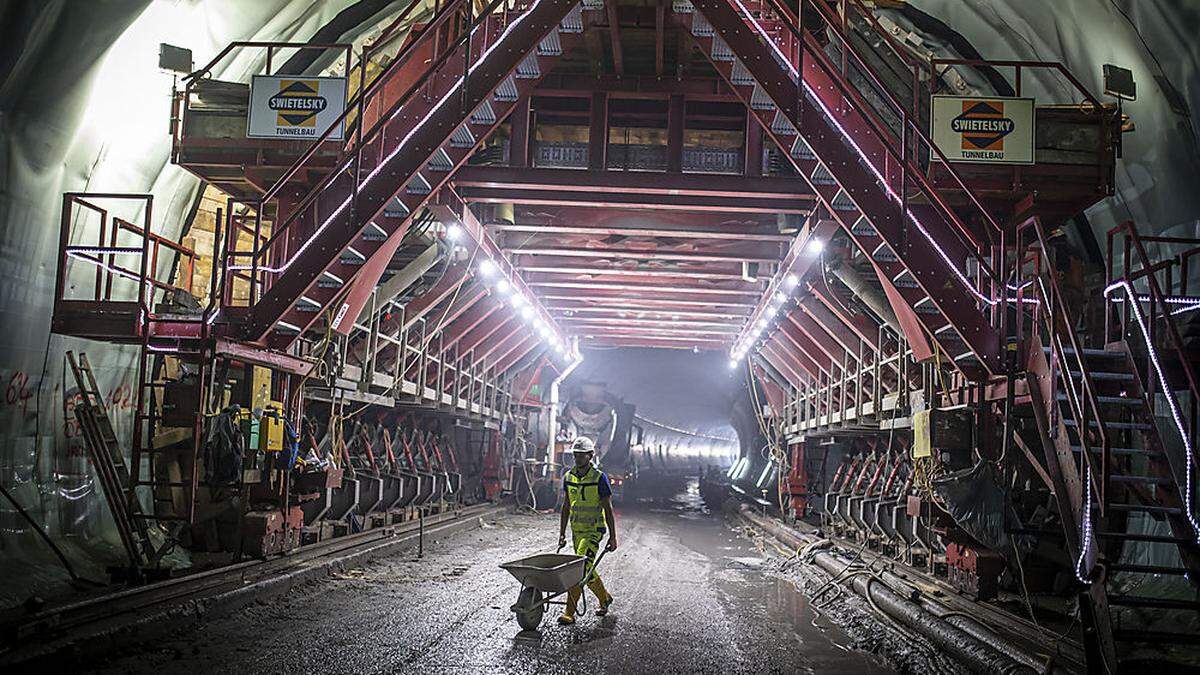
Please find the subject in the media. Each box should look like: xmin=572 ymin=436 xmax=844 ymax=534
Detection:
xmin=452 ymin=166 xmax=815 ymax=213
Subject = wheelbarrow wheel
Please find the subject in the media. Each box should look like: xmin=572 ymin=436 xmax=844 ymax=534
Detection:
xmin=515 ymin=587 xmax=544 ymax=631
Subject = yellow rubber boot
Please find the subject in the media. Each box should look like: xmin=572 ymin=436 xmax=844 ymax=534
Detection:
xmin=587 ymin=576 xmax=613 ymax=616
xmin=558 ymin=586 xmax=582 ymax=625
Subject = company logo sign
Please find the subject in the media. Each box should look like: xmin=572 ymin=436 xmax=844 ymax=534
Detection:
xmin=269 ymin=80 xmax=328 ymax=129
xmin=931 ymin=95 xmax=1034 ymax=164
xmin=952 ymin=100 xmax=1015 ymax=151
xmin=248 ymin=75 xmax=346 ymax=140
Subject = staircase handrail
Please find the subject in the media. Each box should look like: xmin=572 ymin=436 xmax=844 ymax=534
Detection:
xmin=751 ymin=0 xmax=1000 ymax=294
xmin=1106 ymin=221 xmax=1200 ymax=472
xmin=1022 ymin=216 xmax=1110 ymax=506
xmin=247 ymin=0 xmax=513 ymax=277
xmin=258 ymin=0 xmax=466 ymax=209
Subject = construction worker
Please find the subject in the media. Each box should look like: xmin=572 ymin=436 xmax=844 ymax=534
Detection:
xmin=557 ymin=436 xmax=617 ymax=625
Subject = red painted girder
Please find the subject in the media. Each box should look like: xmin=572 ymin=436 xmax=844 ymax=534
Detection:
xmin=410 ymin=283 xmax=491 ymax=366
xmin=772 ymin=319 xmax=832 ymax=375
xmin=243 ymin=0 xmax=584 ymax=347
xmin=751 ymin=359 xmax=792 ymax=392
xmin=535 ymin=73 xmax=735 ymax=98
xmin=548 ymin=303 xmax=750 ymax=320
xmin=483 ymin=332 xmax=536 ymax=372
xmin=454 ymin=166 xmax=816 ymax=201
xmin=492 ymin=222 xmax=789 ymax=242
xmin=427 ymin=283 xmax=489 ymax=336
xmin=573 ymin=323 xmax=738 ymax=337
xmin=329 ymin=220 xmax=412 ymax=336
xmin=510 ymin=353 xmax=550 ymax=401
xmin=526 ymin=280 xmax=760 ymax=296
xmin=605 ymin=0 xmax=624 ymax=75
xmin=491 ymin=335 xmax=542 ymax=375
xmin=785 ymin=309 xmax=848 ymax=365
xmin=455 ymin=310 xmax=517 ymax=359
xmin=683 ymin=2 xmax=997 ymax=379
xmin=803 ymin=278 xmax=883 ymax=353
xmin=796 ymin=295 xmax=877 ymax=355
xmin=535 ymin=290 xmax=748 ymax=309
xmin=462 ymin=186 xmax=810 ymax=213
xmin=404 ymin=262 xmax=472 ymax=329
xmin=525 ymin=271 xmax=758 ymax=293
xmin=474 ymin=318 xmax=528 ymax=364
xmin=731 ymin=219 xmax=838 ymax=352
xmin=569 ymin=324 xmax=739 ymax=338
xmin=753 ymin=367 xmax=788 ymax=418
xmin=578 ymin=331 xmax=720 ymax=343
xmin=431 ymin=188 xmax=566 ymax=342
xmin=521 ymin=264 xmax=755 ymax=282
xmin=509 ymin=246 xmax=780 ymax=264
xmin=439 ymin=295 xmax=502 ymax=355
xmin=354 ymin=274 xmax=484 ymax=367
xmin=558 ymin=315 xmax=741 ymax=329
xmin=498 ymin=205 xmax=777 ymax=232
xmin=760 ymin=341 xmax=811 ymax=384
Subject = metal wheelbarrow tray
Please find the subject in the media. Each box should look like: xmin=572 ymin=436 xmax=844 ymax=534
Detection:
xmin=499 ymin=552 xmax=593 ymax=631
xmin=500 ymin=553 xmax=588 ymax=594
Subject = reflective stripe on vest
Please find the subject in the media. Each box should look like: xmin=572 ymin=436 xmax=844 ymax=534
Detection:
xmin=565 ymin=466 xmax=605 ymax=531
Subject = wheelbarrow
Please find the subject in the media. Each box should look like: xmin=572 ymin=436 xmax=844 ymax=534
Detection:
xmin=499 ymin=538 xmax=611 ymax=631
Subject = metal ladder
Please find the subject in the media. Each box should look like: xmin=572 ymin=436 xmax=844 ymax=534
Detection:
xmin=67 ymin=351 xmax=157 ymax=569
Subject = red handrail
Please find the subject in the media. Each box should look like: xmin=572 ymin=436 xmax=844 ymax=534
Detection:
xmin=789 ymin=0 xmax=1004 ymax=236
xmin=1021 ymin=215 xmax=1110 ymax=505
xmin=1106 ymin=221 xmax=1200 ymax=457
xmin=258 ymin=0 xmax=467 ymax=208
xmin=750 ymin=0 xmax=1000 ymax=287
xmin=249 ymin=0 xmax=511 ymax=273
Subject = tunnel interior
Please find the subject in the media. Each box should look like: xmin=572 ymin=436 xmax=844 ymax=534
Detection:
xmin=2 ymin=0 xmax=1200 ymax=671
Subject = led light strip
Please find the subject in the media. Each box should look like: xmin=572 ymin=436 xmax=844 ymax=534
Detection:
xmin=1074 ymin=463 xmax=1096 ymax=583
xmin=450 ymin=224 xmax=574 ymax=358
xmin=1104 ymin=279 xmax=1200 ymax=544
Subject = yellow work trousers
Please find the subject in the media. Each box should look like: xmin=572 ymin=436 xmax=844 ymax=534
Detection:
xmin=564 ymin=531 xmax=609 ymax=616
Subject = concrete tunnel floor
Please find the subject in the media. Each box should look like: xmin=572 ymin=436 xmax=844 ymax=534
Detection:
xmin=87 ymin=480 xmax=956 ymax=674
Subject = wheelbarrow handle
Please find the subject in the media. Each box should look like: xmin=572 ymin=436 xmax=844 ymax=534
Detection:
xmin=581 ymin=534 xmax=613 ymax=584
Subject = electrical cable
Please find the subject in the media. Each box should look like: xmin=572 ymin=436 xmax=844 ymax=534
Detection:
xmin=421 ymin=237 xmax=480 ymax=349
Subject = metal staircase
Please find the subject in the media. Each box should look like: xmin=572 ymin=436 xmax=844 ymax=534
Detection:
xmin=230 ymin=0 xmax=592 ymax=350
xmin=1021 ymin=216 xmax=1200 ymax=664
xmin=676 ymin=0 xmax=1004 ymax=381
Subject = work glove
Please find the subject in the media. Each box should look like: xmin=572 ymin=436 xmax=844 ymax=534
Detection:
xmin=605 ymin=538 xmax=618 ymax=552
xmin=558 ymin=536 xmax=567 ymax=551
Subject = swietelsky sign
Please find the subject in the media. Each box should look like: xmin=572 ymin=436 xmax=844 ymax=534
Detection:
xmin=931 ymin=95 xmax=1035 ymax=164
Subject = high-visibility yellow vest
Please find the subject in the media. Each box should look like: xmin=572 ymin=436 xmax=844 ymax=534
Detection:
xmin=565 ymin=466 xmax=606 ymax=534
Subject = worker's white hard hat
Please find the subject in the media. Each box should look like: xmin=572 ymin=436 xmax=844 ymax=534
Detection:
xmin=570 ymin=437 xmax=596 ymax=454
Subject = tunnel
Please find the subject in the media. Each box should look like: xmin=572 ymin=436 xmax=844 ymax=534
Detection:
xmin=2 ymin=0 xmax=1199 ymax=672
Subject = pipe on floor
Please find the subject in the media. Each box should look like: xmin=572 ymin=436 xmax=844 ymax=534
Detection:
xmin=740 ymin=507 xmax=1040 ymax=675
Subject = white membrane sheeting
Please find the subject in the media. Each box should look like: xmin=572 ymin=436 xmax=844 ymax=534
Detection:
xmin=0 ymin=0 xmax=396 ymax=609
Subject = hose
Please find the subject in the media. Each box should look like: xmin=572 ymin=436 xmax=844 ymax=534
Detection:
xmin=741 ymin=506 xmax=1043 ymax=674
